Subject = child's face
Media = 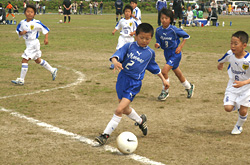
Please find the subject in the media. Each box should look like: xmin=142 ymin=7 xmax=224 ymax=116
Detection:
xmin=136 ymin=32 xmax=152 ymax=48
xmin=160 ymin=14 xmax=171 ymax=28
xmin=25 ymin=7 xmax=35 ymax=21
xmin=231 ymin=36 xmax=247 ymax=56
xmin=188 ymin=7 xmax=191 ymax=11
xmin=130 ymin=2 xmax=136 ymax=9
xmin=124 ymin=9 xmax=132 ymax=19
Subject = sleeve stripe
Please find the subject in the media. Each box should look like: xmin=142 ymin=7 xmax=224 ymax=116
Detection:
xmin=37 ymin=21 xmax=50 ymax=32
xmin=218 ymin=53 xmax=229 ymax=62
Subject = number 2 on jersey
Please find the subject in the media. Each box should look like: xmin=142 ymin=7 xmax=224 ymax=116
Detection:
xmin=125 ymin=60 xmax=135 ymax=70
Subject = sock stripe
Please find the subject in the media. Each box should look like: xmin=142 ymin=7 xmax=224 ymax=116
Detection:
xmin=40 ymin=60 xmax=45 ymax=66
xmin=22 ymin=64 xmax=28 ymax=68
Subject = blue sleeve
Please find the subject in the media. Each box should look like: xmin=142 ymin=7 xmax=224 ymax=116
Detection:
xmin=16 ymin=22 xmax=22 ymax=33
xmin=146 ymin=50 xmax=161 ymax=74
xmin=155 ymin=29 xmax=161 ymax=46
xmin=218 ymin=51 xmax=231 ymax=63
xmin=176 ymin=28 xmax=190 ymax=39
xmin=110 ymin=43 xmax=130 ymax=62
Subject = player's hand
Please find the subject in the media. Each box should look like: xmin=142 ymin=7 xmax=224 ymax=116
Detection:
xmin=44 ymin=38 xmax=49 ymax=45
xmin=163 ymin=80 xmax=170 ymax=89
xmin=129 ymin=32 xmax=135 ymax=36
xmin=155 ymin=43 xmax=160 ymax=49
xmin=175 ymin=46 xmax=182 ymax=54
xmin=217 ymin=63 xmax=224 ymax=70
xmin=20 ymin=30 xmax=27 ymax=35
xmin=113 ymin=61 xmax=123 ymax=72
xmin=233 ymin=80 xmax=245 ymax=88
xmin=112 ymin=31 xmax=115 ymax=35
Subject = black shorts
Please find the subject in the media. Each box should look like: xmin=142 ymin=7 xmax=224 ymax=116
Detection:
xmin=116 ymin=9 xmax=122 ymax=15
xmin=174 ymin=10 xmax=183 ymax=19
xmin=8 ymin=9 xmax=12 ymax=13
xmin=64 ymin=8 xmax=71 ymax=15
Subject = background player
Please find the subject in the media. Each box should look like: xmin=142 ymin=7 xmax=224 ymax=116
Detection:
xmin=173 ymin=0 xmax=184 ymax=28
xmin=130 ymin=0 xmax=141 ymax=25
xmin=217 ymin=31 xmax=250 ymax=135
xmin=155 ymin=8 xmax=194 ymax=100
xmin=6 ymin=1 xmax=15 ymax=19
xmin=110 ymin=5 xmax=138 ymax=69
xmin=12 ymin=4 xmax=57 ymax=85
xmin=115 ymin=0 xmax=123 ymax=23
xmin=95 ymin=23 xmax=169 ymax=145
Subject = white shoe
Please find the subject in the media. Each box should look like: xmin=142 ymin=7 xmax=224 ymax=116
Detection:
xmin=231 ymin=125 xmax=243 ymax=135
xmin=11 ymin=78 xmax=24 ymax=85
xmin=52 ymin=68 xmax=58 ymax=81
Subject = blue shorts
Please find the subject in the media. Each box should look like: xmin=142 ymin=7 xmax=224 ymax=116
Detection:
xmin=164 ymin=49 xmax=182 ymax=70
xmin=116 ymin=71 xmax=142 ymax=102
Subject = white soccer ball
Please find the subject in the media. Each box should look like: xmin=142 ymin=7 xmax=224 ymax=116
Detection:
xmin=59 ymin=20 xmax=63 ymax=24
xmin=192 ymin=23 xmax=196 ymax=27
xmin=116 ymin=131 xmax=138 ymax=154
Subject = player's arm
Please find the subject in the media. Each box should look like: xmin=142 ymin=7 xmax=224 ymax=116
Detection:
xmin=217 ymin=63 xmax=224 ymax=70
xmin=111 ymin=57 xmax=123 ymax=72
xmin=44 ymin=33 xmax=49 ymax=45
xmin=112 ymin=29 xmax=118 ymax=35
xmin=233 ymin=79 xmax=250 ymax=88
xmin=158 ymin=73 xmax=170 ymax=89
xmin=19 ymin=31 xmax=27 ymax=35
xmin=175 ymin=38 xmax=187 ymax=54
xmin=154 ymin=31 xmax=161 ymax=49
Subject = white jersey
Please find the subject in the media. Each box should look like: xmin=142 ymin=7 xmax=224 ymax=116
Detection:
xmin=16 ymin=19 xmax=49 ymax=42
xmin=133 ymin=7 xmax=141 ymax=25
xmin=115 ymin=17 xmax=138 ymax=37
xmin=218 ymin=50 xmax=250 ymax=94
xmin=187 ymin=10 xmax=193 ymax=20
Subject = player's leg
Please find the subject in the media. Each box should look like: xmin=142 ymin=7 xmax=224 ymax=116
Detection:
xmin=231 ymin=105 xmax=248 ymax=135
xmin=158 ymin=63 xmax=172 ymax=100
xmin=178 ymin=12 xmax=183 ymax=28
xmin=95 ymin=98 xmax=130 ymax=145
xmin=64 ymin=15 xmax=67 ymax=23
xmin=35 ymin=58 xmax=57 ymax=81
xmin=67 ymin=14 xmax=71 ymax=23
xmin=173 ymin=67 xmax=194 ymax=98
xmin=11 ymin=58 xmax=29 ymax=85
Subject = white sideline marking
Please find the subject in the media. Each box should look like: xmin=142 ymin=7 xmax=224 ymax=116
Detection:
xmin=0 ymin=66 xmax=165 ymax=165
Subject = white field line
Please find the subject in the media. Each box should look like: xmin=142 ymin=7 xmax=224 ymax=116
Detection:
xmin=0 ymin=66 xmax=166 ymax=165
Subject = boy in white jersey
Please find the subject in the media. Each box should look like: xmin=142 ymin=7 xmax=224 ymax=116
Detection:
xmin=218 ymin=31 xmax=250 ymax=135
xmin=12 ymin=4 xmax=57 ymax=85
xmin=95 ymin=23 xmax=169 ymax=145
xmin=110 ymin=5 xmax=137 ymax=69
xmin=130 ymin=0 xmax=141 ymax=25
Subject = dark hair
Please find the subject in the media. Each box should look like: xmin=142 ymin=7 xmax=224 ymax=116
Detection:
xmin=0 ymin=3 xmax=2 ymax=7
xmin=25 ymin=4 xmax=36 ymax=14
xmin=123 ymin=4 xmax=133 ymax=13
xmin=8 ymin=1 xmax=11 ymax=4
xmin=136 ymin=23 xmax=154 ymax=37
xmin=232 ymin=31 xmax=249 ymax=44
xmin=130 ymin=0 xmax=137 ymax=4
xmin=159 ymin=8 xmax=174 ymax=24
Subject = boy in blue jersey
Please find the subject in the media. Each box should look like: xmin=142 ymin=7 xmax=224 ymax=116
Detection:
xmin=95 ymin=23 xmax=169 ymax=145
xmin=11 ymin=4 xmax=57 ymax=85
xmin=218 ymin=31 xmax=250 ymax=135
xmin=155 ymin=8 xmax=194 ymax=100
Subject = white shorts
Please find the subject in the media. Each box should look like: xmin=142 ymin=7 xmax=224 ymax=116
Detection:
xmin=22 ymin=39 xmax=42 ymax=60
xmin=224 ymin=91 xmax=250 ymax=108
xmin=116 ymin=35 xmax=134 ymax=50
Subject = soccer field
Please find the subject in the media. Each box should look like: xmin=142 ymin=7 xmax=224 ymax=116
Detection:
xmin=1 ymin=13 xmax=250 ymax=164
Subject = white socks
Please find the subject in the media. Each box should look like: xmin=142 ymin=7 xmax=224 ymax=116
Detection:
xmin=20 ymin=63 xmax=28 ymax=80
xmin=104 ymin=114 xmax=122 ymax=135
xmin=182 ymin=80 xmax=191 ymax=89
xmin=236 ymin=113 xmax=248 ymax=127
xmin=127 ymin=108 xmax=142 ymax=124
xmin=40 ymin=59 xmax=54 ymax=73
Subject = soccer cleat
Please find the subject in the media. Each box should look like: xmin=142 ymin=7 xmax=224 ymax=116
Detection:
xmin=158 ymin=90 xmax=169 ymax=101
xmin=231 ymin=125 xmax=243 ymax=135
xmin=110 ymin=64 xmax=114 ymax=70
xmin=135 ymin=114 xmax=148 ymax=136
xmin=52 ymin=68 xmax=58 ymax=81
xmin=95 ymin=133 xmax=109 ymax=145
xmin=186 ymin=83 xmax=195 ymax=98
xmin=11 ymin=78 xmax=24 ymax=85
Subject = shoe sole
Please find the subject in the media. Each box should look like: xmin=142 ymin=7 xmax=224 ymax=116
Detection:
xmin=11 ymin=80 xmax=24 ymax=85
xmin=158 ymin=94 xmax=169 ymax=101
xmin=95 ymin=137 xmax=105 ymax=145
xmin=188 ymin=84 xmax=195 ymax=98
xmin=52 ymin=68 xmax=58 ymax=81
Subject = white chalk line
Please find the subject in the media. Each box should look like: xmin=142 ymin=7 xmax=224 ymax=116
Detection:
xmin=0 ymin=66 xmax=166 ymax=165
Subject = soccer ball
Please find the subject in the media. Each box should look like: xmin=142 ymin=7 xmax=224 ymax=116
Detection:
xmin=192 ymin=23 xmax=196 ymax=27
xmin=116 ymin=131 xmax=138 ymax=154
xmin=59 ymin=20 xmax=63 ymax=24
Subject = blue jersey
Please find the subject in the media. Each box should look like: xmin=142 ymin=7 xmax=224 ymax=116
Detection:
xmin=155 ymin=25 xmax=190 ymax=50
xmin=110 ymin=42 xmax=161 ymax=80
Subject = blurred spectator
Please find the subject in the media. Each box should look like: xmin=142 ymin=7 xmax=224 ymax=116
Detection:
xmin=94 ymin=0 xmax=98 ymax=15
xmin=79 ymin=1 xmax=83 ymax=15
xmin=115 ymin=0 xmax=123 ymax=22
xmin=100 ymin=1 xmax=103 ymax=15
xmin=42 ymin=4 xmax=46 ymax=14
xmin=89 ymin=2 xmax=93 ymax=14
xmin=13 ymin=4 xmax=18 ymax=15
xmin=0 ymin=3 xmax=6 ymax=24
xmin=23 ymin=1 xmax=26 ymax=14
xmin=36 ymin=2 xmax=39 ymax=14
xmin=156 ymin=0 xmax=167 ymax=26
xmin=58 ymin=5 xmax=63 ymax=14
xmin=206 ymin=7 xmax=218 ymax=26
